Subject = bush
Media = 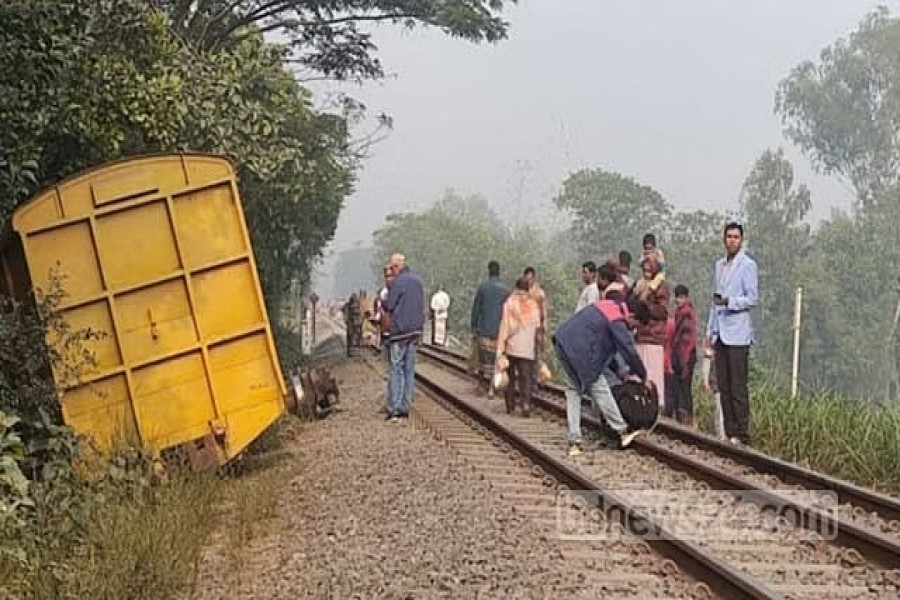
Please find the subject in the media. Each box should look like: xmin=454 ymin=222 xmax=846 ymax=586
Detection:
xmin=0 ymin=410 xmax=31 ymax=564
xmin=5 ymin=449 xmax=222 ymax=599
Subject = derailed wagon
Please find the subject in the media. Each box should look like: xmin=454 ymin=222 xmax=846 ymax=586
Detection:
xmin=0 ymin=153 xmax=286 ymax=468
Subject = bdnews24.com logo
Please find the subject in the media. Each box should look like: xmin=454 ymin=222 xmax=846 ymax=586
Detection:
xmin=553 ymin=489 xmax=840 ymax=542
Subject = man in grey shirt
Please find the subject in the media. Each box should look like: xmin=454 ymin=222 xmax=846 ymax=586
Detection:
xmin=575 ymin=261 xmax=600 ymax=313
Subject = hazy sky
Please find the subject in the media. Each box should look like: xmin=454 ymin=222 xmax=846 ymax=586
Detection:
xmin=311 ymin=0 xmax=898 ymax=279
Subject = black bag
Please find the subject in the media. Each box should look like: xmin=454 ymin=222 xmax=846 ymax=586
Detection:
xmin=611 ymin=380 xmax=659 ymax=431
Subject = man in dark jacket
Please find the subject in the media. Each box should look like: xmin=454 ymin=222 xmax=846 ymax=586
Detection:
xmin=553 ymin=295 xmax=651 ymax=455
xmin=470 ymin=260 xmax=509 ymax=396
xmin=385 ymin=253 xmax=425 ymax=421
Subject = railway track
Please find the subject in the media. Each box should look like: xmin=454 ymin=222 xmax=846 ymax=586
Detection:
xmin=366 ymin=359 xmax=713 ymax=598
xmin=408 ymin=388 xmax=711 ymax=598
xmin=412 ymin=343 xmax=900 ymax=599
xmin=421 ymin=344 xmax=900 ymax=532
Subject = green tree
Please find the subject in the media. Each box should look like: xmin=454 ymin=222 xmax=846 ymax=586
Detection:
xmin=1 ymin=1 xmax=357 ymax=326
xmin=776 ymin=7 xmax=900 ymax=207
xmin=372 ymin=192 xmax=499 ymax=336
xmin=3 ymin=0 xmax=517 ymax=331
xmin=788 ymin=210 xmax=900 ymax=399
xmin=738 ymin=148 xmax=811 ymax=376
xmin=553 ymin=168 xmax=673 ymax=262
xmin=0 ymin=1 xmax=190 ymax=208
xmin=159 ymin=0 xmax=516 ymax=80
xmin=776 ymin=8 xmax=900 ymax=398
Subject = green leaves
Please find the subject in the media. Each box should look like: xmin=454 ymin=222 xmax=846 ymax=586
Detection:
xmin=736 ymin=148 xmax=812 ymax=374
xmin=0 ymin=1 xmax=358 ymax=356
xmin=774 ymin=9 xmax=900 ymax=397
xmin=776 ymin=7 xmax=900 ymax=206
xmin=0 ymin=409 xmax=31 ymax=564
xmin=553 ymin=168 xmax=673 ymax=261
xmin=160 ymin=0 xmax=516 ymax=81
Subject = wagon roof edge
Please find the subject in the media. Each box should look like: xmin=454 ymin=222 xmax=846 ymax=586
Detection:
xmin=1 ymin=152 xmax=237 ymax=248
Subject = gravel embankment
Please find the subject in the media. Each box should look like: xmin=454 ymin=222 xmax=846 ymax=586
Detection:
xmin=193 ymin=358 xmax=613 ymax=599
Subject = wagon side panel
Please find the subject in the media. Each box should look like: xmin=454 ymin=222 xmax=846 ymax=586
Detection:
xmin=9 ymin=154 xmax=286 ymax=463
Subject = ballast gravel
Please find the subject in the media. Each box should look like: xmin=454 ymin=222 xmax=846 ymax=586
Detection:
xmin=193 ymin=358 xmax=602 ymax=599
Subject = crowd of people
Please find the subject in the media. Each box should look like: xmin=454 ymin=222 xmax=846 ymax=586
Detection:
xmin=366 ymin=222 xmax=758 ymax=455
xmin=464 ymin=222 xmax=758 ymax=456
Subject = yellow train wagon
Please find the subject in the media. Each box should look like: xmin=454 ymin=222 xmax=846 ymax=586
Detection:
xmin=0 ymin=153 xmax=287 ymax=467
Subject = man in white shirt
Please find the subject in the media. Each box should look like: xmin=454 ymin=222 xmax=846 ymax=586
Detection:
xmin=430 ymin=285 xmax=451 ymax=346
xmin=575 ymin=261 xmax=600 ymax=313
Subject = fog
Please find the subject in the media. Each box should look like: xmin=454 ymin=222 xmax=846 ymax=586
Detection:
xmin=311 ymin=0 xmax=899 ymax=288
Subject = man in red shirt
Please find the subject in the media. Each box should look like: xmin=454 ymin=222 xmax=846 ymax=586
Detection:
xmin=672 ymin=284 xmax=698 ymax=426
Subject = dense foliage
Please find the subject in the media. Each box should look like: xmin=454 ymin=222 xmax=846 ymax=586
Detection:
xmin=159 ymin=0 xmax=515 ymax=80
xmin=0 ymin=0 xmax=357 ymax=323
xmin=775 ymin=8 xmax=900 ymax=398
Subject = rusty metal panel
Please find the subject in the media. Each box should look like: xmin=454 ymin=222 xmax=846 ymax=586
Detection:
xmin=9 ymin=154 xmax=286 ymax=464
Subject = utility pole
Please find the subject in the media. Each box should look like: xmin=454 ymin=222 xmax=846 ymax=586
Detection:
xmin=791 ymin=286 xmax=804 ymax=399
xmin=309 ymin=292 xmax=319 ymax=347
xmin=294 ymin=279 xmax=303 ymax=358
xmin=889 ymin=277 xmax=900 ymax=403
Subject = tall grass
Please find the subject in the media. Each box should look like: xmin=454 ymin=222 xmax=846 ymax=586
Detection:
xmin=48 ymin=474 xmax=219 ymax=599
xmin=694 ymin=379 xmax=900 ymax=496
xmin=1 ymin=465 xmax=222 ymax=600
xmin=2 ymin=420 xmax=290 ymax=599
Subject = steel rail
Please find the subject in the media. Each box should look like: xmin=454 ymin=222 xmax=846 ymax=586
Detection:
xmin=420 ymin=344 xmax=900 ymax=569
xmin=423 ymin=343 xmax=900 ymax=523
xmin=413 ymin=367 xmax=781 ymax=600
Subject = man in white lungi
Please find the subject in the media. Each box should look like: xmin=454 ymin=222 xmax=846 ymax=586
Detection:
xmin=430 ymin=285 xmax=451 ymax=346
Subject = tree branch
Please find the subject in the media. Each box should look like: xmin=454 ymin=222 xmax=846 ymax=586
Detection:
xmin=221 ymin=1 xmax=295 ymax=40
xmin=231 ymin=17 xmax=300 ymax=42
xmin=349 ymin=118 xmax=393 ymax=158
xmin=169 ymin=0 xmax=199 ymax=30
xmin=223 ymin=5 xmax=430 ymax=42
xmin=206 ymin=0 xmax=254 ymax=31
xmin=319 ymin=13 xmax=428 ymax=26
xmin=196 ymin=0 xmax=255 ymax=48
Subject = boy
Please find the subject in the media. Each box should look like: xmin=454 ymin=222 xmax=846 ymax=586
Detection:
xmin=642 ymin=233 xmax=666 ymax=274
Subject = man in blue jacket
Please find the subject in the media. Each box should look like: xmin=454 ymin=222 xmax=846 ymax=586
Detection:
xmin=553 ymin=295 xmax=651 ymax=456
xmin=706 ymin=222 xmax=758 ymax=445
xmin=384 ymin=253 xmax=425 ymax=422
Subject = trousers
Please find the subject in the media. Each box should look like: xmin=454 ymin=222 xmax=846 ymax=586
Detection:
xmin=714 ymin=341 xmax=750 ymax=441
xmin=505 ymin=356 xmax=535 ymax=414
xmin=387 ymin=340 xmax=417 ymax=416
